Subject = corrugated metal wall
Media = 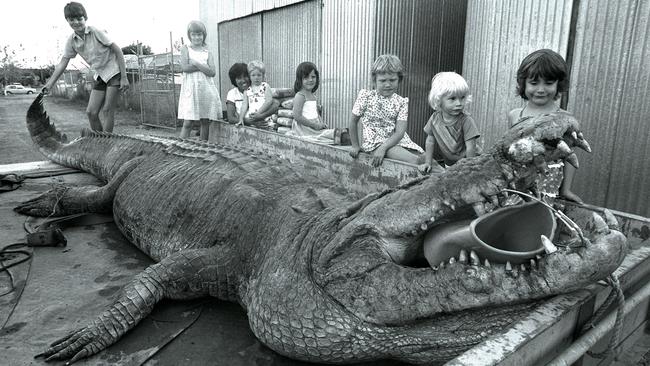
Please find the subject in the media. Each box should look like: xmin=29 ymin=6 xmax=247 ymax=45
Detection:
xmin=217 ymin=15 xmax=263 ymax=110
xmin=567 ymin=0 xmax=650 ymax=216
xmin=262 ymin=1 xmax=321 ymax=89
xmin=214 ymin=0 xmax=305 ymax=22
xmin=217 ymin=1 xmax=320 ymax=112
xmin=375 ymin=0 xmax=467 ymax=146
xmin=463 ymin=0 xmax=572 ymax=146
xmin=464 ymin=0 xmax=649 ymax=216
xmin=320 ymin=0 xmax=376 ymax=129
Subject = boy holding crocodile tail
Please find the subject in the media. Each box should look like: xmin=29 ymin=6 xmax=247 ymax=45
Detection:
xmin=43 ymin=2 xmax=129 ymax=133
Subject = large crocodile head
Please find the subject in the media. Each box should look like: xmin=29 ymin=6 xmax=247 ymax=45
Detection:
xmin=314 ymin=112 xmax=626 ymax=357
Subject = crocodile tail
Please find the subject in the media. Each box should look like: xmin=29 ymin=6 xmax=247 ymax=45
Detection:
xmin=26 ymin=92 xmax=69 ymax=160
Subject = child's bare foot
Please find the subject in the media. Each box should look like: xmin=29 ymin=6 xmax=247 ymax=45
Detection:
xmin=559 ymin=189 xmax=584 ymax=204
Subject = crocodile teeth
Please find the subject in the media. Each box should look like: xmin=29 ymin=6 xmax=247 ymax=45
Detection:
xmin=565 ymin=153 xmax=580 ymax=169
xmin=536 ymin=254 xmax=542 ymax=261
xmin=520 ymin=263 xmax=527 ymax=272
xmin=530 ymin=258 xmax=537 ymax=269
xmin=571 ymin=131 xmax=578 ymax=140
xmin=603 ymin=209 xmax=618 ymax=229
xmin=458 ymin=250 xmax=468 ymax=264
xmin=472 ymin=202 xmax=486 ymax=217
xmin=591 ymin=212 xmax=609 ymax=234
xmin=484 ymin=258 xmax=491 ymax=267
xmin=421 ymin=223 xmax=428 ymax=231
xmin=430 ymin=216 xmax=436 ymax=223
xmin=470 ymin=250 xmax=480 ymax=265
xmin=505 ymin=261 xmax=512 ymax=272
xmin=449 ymin=257 xmax=456 ymax=264
xmin=541 ymin=235 xmax=558 ymax=254
xmin=557 ymin=140 xmax=573 ymax=155
xmin=439 ymin=261 xmax=446 ymax=269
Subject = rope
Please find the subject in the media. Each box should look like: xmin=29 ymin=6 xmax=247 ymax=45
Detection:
xmin=502 ymin=188 xmax=627 ymax=359
xmin=580 ymin=274 xmax=625 ymax=359
xmin=0 ymin=243 xmax=33 ymax=297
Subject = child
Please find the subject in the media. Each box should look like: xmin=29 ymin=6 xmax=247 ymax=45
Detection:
xmin=348 ymin=54 xmax=424 ymax=167
xmin=225 ymin=63 xmax=250 ymax=124
xmin=43 ymin=2 xmax=129 ymax=133
xmin=237 ymin=60 xmax=275 ymax=129
xmin=507 ymin=49 xmax=582 ymax=203
xmin=420 ymin=72 xmax=480 ymax=173
xmin=178 ymin=20 xmax=222 ymax=141
xmin=287 ymin=62 xmax=336 ymax=144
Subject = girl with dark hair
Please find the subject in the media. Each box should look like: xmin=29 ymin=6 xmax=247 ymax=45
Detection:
xmin=286 ymin=62 xmax=336 ymax=144
xmin=507 ymin=49 xmax=582 ymax=203
xmin=225 ymin=63 xmax=250 ymax=124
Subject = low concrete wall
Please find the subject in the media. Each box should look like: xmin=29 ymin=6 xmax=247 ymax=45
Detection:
xmin=208 ymin=120 xmax=422 ymax=197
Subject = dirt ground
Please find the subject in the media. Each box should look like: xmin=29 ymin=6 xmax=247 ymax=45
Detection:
xmin=0 ymin=93 xmax=178 ymax=165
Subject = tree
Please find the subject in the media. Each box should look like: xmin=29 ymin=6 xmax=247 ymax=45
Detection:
xmin=122 ymin=42 xmax=153 ymax=56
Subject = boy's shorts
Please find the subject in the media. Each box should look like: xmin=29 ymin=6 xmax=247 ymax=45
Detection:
xmin=93 ymin=74 xmax=121 ymax=91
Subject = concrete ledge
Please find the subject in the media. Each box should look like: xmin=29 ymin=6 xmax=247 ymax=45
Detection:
xmin=0 ymin=160 xmax=78 ymax=177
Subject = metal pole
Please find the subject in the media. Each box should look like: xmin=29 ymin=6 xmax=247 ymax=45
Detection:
xmin=546 ymin=280 xmax=650 ymax=366
xmin=170 ymin=31 xmax=177 ymax=128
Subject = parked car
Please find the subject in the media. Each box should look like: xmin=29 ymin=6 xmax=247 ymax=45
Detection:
xmin=4 ymin=84 xmax=37 ymax=95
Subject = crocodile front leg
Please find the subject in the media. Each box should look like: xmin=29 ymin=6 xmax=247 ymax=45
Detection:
xmin=36 ymin=246 xmax=242 ymax=364
xmin=14 ymin=157 xmax=143 ymax=217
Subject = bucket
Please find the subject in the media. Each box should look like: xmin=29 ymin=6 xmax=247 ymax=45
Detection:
xmin=423 ymin=201 xmax=556 ymax=266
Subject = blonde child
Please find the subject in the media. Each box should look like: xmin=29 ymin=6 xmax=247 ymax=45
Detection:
xmin=43 ymin=2 xmax=129 ymax=133
xmin=178 ymin=20 xmax=222 ymax=141
xmin=420 ymin=72 xmax=480 ymax=173
xmin=348 ymin=54 xmax=423 ymax=167
xmin=237 ymin=60 xmax=274 ymax=129
xmin=507 ymin=49 xmax=582 ymax=203
xmin=287 ymin=62 xmax=336 ymax=144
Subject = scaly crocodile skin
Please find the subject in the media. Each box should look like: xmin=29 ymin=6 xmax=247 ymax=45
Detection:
xmin=17 ymin=94 xmax=626 ymax=365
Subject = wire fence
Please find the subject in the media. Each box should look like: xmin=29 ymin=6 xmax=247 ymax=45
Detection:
xmin=51 ymin=51 xmax=181 ymax=129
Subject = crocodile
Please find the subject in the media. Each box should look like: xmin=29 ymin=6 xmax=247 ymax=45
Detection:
xmin=16 ymin=93 xmax=626 ymax=365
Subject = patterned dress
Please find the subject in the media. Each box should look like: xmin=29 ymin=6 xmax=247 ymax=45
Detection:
xmin=244 ymin=82 xmax=271 ymax=117
xmin=177 ymin=46 xmax=222 ymax=121
xmin=351 ymin=89 xmax=423 ymax=153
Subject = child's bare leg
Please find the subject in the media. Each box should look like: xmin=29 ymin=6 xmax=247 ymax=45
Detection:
xmin=199 ymin=119 xmax=209 ymax=141
xmin=87 ymin=90 xmax=105 ymax=132
xmin=180 ymin=120 xmax=195 ymax=139
xmin=101 ymin=86 xmax=121 ymax=133
xmin=385 ymin=146 xmax=420 ymax=165
xmin=559 ymin=163 xmax=583 ymax=203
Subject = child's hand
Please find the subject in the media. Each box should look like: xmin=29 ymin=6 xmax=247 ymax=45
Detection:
xmin=418 ymin=163 xmax=432 ymax=174
xmin=371 ymin=147 xmax=387 ymax=167
xmin=119 ymin=76 xmax=130 ymax=92
xmin=349 ymin=146 xmax=361 ymax=159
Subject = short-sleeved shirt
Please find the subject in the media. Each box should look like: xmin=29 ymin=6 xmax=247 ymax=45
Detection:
xmin=351 ymin=89 xmax=423 ymax=153
xmin=226 ymin=87 xmax=244 ymax=116
xmin=424 ymin=111 xmax=480 ymax=166
xmin=63 ymin=25 xmax=119 ymax=82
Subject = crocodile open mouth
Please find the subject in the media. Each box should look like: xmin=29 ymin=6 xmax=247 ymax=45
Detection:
xmin=422 ymin=199 xmax=555 ymax=268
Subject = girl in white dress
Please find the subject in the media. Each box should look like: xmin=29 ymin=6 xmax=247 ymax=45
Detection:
xmin=178 ymin=21 xmax=222 ymax=141
xmin=287 ymin=62 xmax=336 ymax=144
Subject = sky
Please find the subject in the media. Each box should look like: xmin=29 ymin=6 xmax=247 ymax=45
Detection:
xmin=1 ymin=0 xmax=199 ymax=69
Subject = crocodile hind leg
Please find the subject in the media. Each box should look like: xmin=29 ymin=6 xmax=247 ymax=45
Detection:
xmin=35 ymin=245 xmax=241 ymax=364
xmin=14 ymin=157 xmax=144 ymax=217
